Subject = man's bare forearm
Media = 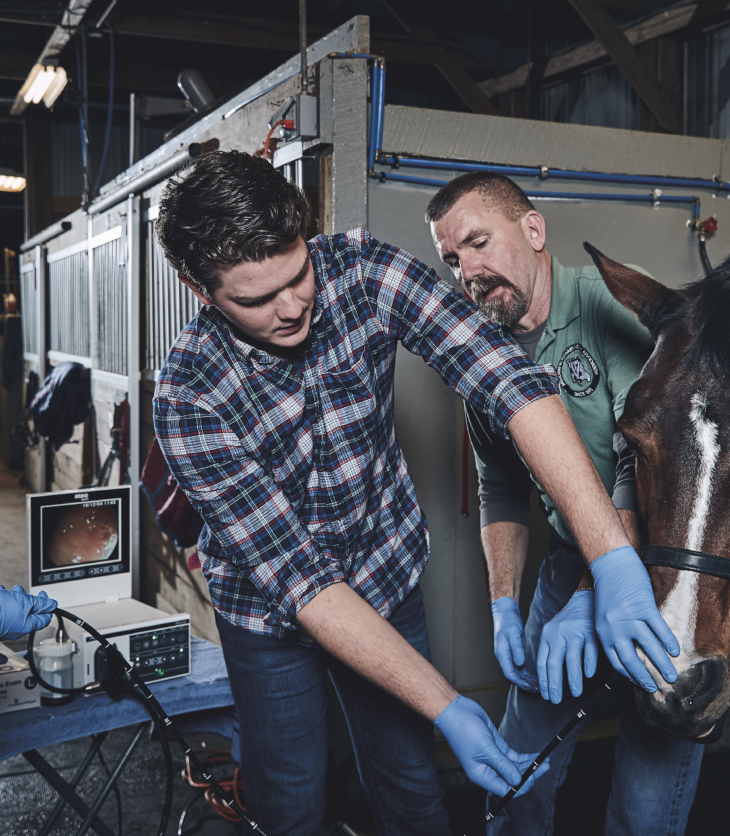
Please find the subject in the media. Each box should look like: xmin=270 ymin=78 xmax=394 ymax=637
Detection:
xmin=297 ymin=582 xmax=457 ymax=721
xmin=617 ymin=508 xmax=643 ymax=552
xmin=481 ymin=521 xmax=530 ymax=602
xmin=508 ymin=395 xmax=628 ymax=563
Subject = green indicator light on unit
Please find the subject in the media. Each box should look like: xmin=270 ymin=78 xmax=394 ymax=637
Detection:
xmin=179 ymin=647 xmax=184 ymax=653
xmin=152 ymin=635 xmax=158 ymax=640
xmin=135 ymin=657 xmax=140 ymax=662
xmin=156 ymin=667 xmax=165 ymax=677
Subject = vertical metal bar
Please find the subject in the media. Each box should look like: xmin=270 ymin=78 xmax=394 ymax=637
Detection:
xmin=89 ymin=217 xmax=97 ymax=369
xmin=174 ymin=261 xmax=182 ymax=340
xmin=146 ymin=232 xmax=153 ymax=371
xmin=36 ymin=245 xmax=47 ymax=492
xmin=129 ymin=93 xmax=138 ymax=167
xmin=161 ymin=241 xmax=170 ymax=363
xmin=127 ymin=195 xmax=141 ymax=598
xmin=299 ymin=0 xmax=309 ymax=94
xmin=295 ymin=157 xmax=304 ymax=190
xmin=153 ymin=241 xmax=160 ymax=370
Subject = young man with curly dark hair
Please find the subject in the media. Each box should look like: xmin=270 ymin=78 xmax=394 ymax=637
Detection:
xmin=153 ymin=150 xmax=673 ymax=836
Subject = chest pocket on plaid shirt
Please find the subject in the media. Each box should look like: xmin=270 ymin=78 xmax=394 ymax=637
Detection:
xmin=320 ymin=350 xmax=379 ymax=445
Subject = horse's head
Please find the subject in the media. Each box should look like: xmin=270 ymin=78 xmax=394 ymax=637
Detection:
xmin=586 ymin=242 xmax=730 ymax=743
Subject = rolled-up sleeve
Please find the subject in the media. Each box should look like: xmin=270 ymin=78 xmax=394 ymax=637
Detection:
xmin=154 ymin=398 xmax=346 ymax=628
xmin=360 ymin=236 xmax=560 ymax=438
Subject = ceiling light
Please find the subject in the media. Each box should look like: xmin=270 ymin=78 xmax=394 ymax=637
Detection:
xmin=0 ymin=174 xmax=26 ymax=193
xmin=14 ymin=63 xmax=68 ymax=113
xmin=42 ymin=67 xmax=68 ymax=108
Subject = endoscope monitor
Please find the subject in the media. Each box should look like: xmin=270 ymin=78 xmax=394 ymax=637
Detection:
xmin=28 ymin=485 xmax=132 ymax=607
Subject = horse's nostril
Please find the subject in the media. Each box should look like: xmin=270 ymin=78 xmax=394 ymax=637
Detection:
xmin=679 ymin=657 xmax=727 ymax=712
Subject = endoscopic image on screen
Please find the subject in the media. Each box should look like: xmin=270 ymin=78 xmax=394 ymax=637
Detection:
xmin=40 ymin=500 xmax=121 ymax=569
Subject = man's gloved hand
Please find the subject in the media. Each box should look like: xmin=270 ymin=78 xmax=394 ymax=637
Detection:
xmin=590 ymin=546 xmax=679 ymax=692
xmin=537 ymin=590 xmax=599 ymax=704
xmin=491 ymin=597 xmax=538 ymax=692
xmin=0 ymin=585 xmax=57 ymax=641
xmin=434 ymin=694 xmax=549 ymax=797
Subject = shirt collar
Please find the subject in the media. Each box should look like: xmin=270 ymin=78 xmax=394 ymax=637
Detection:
xmin=546 ymin=255 xmax=581 ymax=332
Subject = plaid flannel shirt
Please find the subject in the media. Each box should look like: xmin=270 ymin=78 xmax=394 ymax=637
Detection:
xmin=154 ymin=229 xmax=559 ymax=645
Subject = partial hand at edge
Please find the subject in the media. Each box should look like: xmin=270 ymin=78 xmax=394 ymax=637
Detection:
xmin=590 ymin=546 xmax=679 ymax=692
xmin=537 ymin=590 xmax=599 ymax=704
xmin=0 ymin=585 xmax=58 ymax=641
xmin=435 ymin=695 xmax=549 ymax=797
xmin=491 ymin=597 xmax=538 ymax=692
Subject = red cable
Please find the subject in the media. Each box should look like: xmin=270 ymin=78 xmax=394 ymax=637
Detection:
xmin=182 ymin=751 xmax=247 ymax=822
xmin=262 ymin=119 xmax=295 ymax=160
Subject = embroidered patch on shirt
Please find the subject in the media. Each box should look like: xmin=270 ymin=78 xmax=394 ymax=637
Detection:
xmin=558 ymin=343 xmax=600 ymax=398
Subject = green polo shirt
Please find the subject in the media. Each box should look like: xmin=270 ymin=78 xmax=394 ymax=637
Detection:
xmin=465 ymin=255 xmax=654 ymax=548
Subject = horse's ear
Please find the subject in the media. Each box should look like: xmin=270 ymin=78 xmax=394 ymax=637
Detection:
xmin=583 ymin=242 xmax=682 ymax=333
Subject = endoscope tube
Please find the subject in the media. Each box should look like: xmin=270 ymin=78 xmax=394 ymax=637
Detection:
xmin=486 ymin=673 xmax=621 ymax=823
xmin=51 ymin=608 xmax=269 ymax=835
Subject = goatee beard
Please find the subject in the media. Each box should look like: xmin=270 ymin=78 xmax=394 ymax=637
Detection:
xmin=472 ymin=279 xmax=528 ymax=328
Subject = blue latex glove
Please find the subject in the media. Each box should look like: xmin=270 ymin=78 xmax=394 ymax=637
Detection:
xmin=434 ymin=694 xmax=549 ymax=797
xmin=590 ymin=547 xmax=679 ymax=692
xmin=0 ymin=585 xmax=57 ymax=641
xmin=491 ymin=597 xmax=538 ymax=692
xmin=537 ymin=590 xmax=599 ymax=704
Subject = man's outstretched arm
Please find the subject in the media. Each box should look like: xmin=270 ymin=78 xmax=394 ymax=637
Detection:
xmin=508 ymin=394 xmax=680 ymax=693
xmin=297 ymin=582 xmax=549 ymax=797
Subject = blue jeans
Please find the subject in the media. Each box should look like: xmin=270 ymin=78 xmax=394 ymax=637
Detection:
xmin=488 ymin=537 xmax=704 ymax=836
xmin=216 ymin=585 xmax=450 ymax=836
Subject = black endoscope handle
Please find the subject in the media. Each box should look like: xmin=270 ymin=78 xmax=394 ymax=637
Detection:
xmin=485 ymin=673 xmax=621 ymax=824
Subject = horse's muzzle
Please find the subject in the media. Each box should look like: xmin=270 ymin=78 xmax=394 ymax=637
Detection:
xmin=634 ymin=654 xmax=730 ymax=741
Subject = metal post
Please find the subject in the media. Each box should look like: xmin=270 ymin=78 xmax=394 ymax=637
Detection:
xmin=81 ymin=23 xmax=92 ymax=205
xmin=129 ymin=93 xmax=140 ymax=167
xmin=127 ymin=195 xmax=141 ymax=598
xmin=88 ymin=216 xmax=97 ymax=370
xmin=35 ymin=244 xmax=47 ymax=492
xmin=295 ymin=157 xmax=304 ymax=190
xmin=299 ymin=0 xmax=308 ymax=94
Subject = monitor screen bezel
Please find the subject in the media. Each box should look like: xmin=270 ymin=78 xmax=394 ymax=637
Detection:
xmin=28 ymin=485 xmax=132 ymax=607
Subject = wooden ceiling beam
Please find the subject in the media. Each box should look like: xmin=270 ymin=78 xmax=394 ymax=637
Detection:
xmin=378 ymin=0 xmax=498 ymax=115
xmin=479 ymin=1 xmax=730 ymax=100
xmin=566 ymin=0 xmax=682 ymax=133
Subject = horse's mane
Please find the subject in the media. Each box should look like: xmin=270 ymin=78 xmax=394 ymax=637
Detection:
xmin=683 ymin=253 xmax=730 ymax=378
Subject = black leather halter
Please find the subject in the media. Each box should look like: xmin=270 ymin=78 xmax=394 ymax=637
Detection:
xmin=642 ymin=544 xmax=730 ymax=581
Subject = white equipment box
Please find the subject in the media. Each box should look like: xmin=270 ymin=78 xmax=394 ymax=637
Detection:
xmin=28 ymin=486 xmax=191 ymax=686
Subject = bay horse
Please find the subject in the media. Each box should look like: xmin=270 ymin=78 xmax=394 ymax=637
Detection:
xmin=585 ymin=242 xmax=730 ymax=743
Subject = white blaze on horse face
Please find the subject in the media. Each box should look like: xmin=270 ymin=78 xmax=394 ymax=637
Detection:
xmin=686 ymin=393 xmax=720 ymax=552
xmin=647 ymin=394 xmax=720 ymax=699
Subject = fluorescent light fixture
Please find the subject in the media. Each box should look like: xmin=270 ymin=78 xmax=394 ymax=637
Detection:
xmin=43 ymin=67 xmax=68 ymax=108
xmin=0 ymin=174 xmax=26 ymax=193
xmin=17 ymin=63 xmax=67 ymax=109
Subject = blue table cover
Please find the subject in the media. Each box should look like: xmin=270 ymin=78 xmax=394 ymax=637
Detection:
xmin=0 ymin=637 xmax=233 ymax=760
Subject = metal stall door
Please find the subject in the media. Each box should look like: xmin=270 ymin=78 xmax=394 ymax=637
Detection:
xmin=46 ymin=240 xmax=91 ymax=367
xmin=20 ymin=257 xmax=39 ymax=367
xmin=91 ymin=226 xmax=126 ymax=378
xmin=145 ymin=204 xmax=200 ymax=375
xmin=20 ymin=251 xmax=47 ymax=492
